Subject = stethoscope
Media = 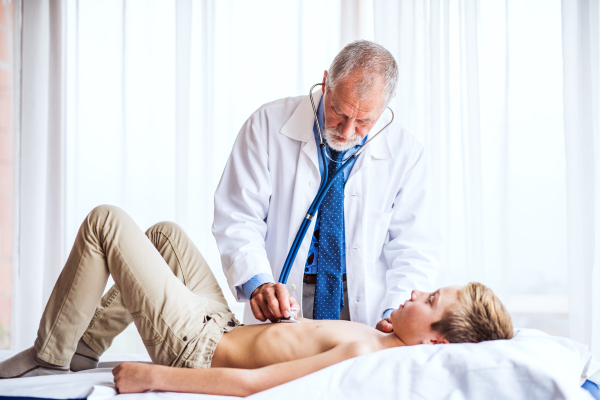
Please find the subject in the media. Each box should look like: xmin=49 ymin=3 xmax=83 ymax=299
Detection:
xmin=276 ymin=83 xmax=394 ymax=323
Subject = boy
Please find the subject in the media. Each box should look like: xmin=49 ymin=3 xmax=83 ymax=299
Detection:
xmin=0 ymin=206 xmax=513 ymax=397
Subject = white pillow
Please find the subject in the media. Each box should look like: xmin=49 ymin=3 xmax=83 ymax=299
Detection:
xmin=253 ymin=328 xmax=594 ymax=400
xmin=514 ymin=328 xmax=600 ymax=386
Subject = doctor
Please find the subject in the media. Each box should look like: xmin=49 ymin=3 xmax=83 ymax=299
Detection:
xmin=213 ymin=40 xmax=439 ymax=330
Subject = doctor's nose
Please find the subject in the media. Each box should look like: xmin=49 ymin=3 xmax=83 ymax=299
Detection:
xmin=339 ymin=121 xmax=357 ymax=138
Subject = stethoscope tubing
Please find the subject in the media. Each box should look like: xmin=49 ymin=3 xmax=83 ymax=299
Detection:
xmin=278 ymin=148 xmax=356 ymax=284
xmin=278 ymin=144 xmax=328 ymax=284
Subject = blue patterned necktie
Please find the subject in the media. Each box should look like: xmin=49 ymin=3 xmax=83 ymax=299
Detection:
xmin=314 ymin=149 xmax=346 ymax=320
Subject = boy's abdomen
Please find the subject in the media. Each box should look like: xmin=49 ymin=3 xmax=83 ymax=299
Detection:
xmin=210 ymin=319 xmax=361 ymax=369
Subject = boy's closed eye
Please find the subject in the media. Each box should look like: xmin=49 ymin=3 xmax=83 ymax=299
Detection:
xmin=428 ymin=290 xmax=438 ymax=306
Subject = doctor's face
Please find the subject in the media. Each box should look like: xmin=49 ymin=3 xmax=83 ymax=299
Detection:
xmin=321 ymin=71 xmax=385 ymax=151
xmin=390 ymin=286 xmax=461 ymax=346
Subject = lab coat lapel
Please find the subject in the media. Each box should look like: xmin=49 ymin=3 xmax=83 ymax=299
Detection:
xmin=280 ymin=91 xmax=323 ymax=175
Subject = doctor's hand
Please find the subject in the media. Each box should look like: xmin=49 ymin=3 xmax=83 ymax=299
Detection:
xmin=375 ymin=317 xmax=394 ymax=333
xmin=250 ymin=282 xmax=300 ymax=323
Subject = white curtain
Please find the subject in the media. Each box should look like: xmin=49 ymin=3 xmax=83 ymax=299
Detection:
xmin=373 ymin=0 xmax=569 ymax=335
xmin=562 ymin=0 xmax=600 ymax=358
xmin=374 ymin=0 xmax=487 ymax=287
xmin=12 ymin=0 xmax=65 ymax=351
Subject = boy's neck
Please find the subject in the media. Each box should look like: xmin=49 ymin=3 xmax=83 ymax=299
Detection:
xmin=377 ymin=332 xmax=406 ymax=349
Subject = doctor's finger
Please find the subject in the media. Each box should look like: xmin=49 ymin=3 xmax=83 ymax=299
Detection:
xmin=250 ymin=298 xmax=267 ymax=322
xmin=288 ymin=295 xmax=300 ymax=310
xmin=274 ymin=284 xmax=291 ymax=318
xmin=260 ymin=301 xmax=278 ymax=322
xmin=267 ymin=294 xmax=283 ymax=320
xmin=382 ymin=321 xmax=393 ymax=333
xmin=255 ymin=292 xmax=278 ymax=321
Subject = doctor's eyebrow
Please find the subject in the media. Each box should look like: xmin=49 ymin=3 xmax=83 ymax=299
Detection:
xmin=331 ymin=104 xmax=345 ymax=115
xmin=357 ymin=117 xmax=374 ymax=123
xmin=330 ymin=104 xmax=374 ymax=123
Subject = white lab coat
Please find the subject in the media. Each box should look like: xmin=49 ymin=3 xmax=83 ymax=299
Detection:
xmin=212 ymin=91 xmax=440 ymax=327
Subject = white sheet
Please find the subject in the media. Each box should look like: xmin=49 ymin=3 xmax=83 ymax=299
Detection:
xmin=0 ymin=330 xmax=596 ymax=400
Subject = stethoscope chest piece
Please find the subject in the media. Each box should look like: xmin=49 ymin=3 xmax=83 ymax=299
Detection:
xmin=277 ymin=307 xmax=300 ymax=323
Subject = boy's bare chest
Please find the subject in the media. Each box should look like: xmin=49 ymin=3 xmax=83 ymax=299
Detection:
xmin=213 ymin=320 xmax=380 ymax=369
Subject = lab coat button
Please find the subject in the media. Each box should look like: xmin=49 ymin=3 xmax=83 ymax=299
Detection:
xmin=290 ymin=284 xmax=296 ymax=291
xmin=309 ymin=181 xmax=315 ymax=187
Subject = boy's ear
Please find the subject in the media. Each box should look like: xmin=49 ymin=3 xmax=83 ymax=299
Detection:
xmin=430 ymin=338 xmax=449 ymax=345
xmin=422 ymin=334 xmax=449 ymax=345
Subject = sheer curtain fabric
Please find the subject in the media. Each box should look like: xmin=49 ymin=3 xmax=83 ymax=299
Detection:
xmin=12 ymin=0 xmax=65 ymax=352
xmin=561 ymin=0 xmax=600 ymax=358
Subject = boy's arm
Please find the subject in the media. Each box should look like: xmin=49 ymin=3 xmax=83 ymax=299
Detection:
xmin=113 ymin=341 xmax=372 ymax=397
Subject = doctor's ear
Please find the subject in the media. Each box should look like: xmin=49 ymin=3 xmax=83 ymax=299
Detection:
xmin=322 ymin=71 xmax=328 ymax=88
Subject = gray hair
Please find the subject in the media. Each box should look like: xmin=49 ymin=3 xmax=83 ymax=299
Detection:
xmin=325 ymin=40 xmax=398 ymax=110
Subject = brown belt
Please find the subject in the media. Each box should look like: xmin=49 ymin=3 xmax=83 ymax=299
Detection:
xmin=303 ymin=273 xmax=347 ymax=284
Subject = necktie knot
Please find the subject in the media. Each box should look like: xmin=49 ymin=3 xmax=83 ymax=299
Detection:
xmin=330 ymin=149 xmax=344 ymax=162
xmin=327 ymin=149 xmax=344 ymax=178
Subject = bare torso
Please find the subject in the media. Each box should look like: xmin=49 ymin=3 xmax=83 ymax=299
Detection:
xmin=212 ymin=318 xmax=393 ymax=369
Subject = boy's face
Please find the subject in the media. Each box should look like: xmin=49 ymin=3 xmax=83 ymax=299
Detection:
xmin=390 ymin=286 xmax=461 ymax=345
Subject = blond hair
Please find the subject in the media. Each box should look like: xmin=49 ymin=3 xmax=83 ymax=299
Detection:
xmin=431 ymin=282 xmax=513 ymax=343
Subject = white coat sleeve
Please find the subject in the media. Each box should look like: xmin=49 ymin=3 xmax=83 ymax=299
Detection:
xmin=380 ymin=147 xmax=441 ymax=313
xmin=212 ymin=118 xmax=273 ymax=302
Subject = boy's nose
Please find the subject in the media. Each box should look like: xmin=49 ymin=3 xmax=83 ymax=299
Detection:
xmin=411 ymin=290 xmax=422 ymax=301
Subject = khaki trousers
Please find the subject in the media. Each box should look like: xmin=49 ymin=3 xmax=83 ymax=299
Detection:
xmin=34 ymin=205 xmax=240 ymax=368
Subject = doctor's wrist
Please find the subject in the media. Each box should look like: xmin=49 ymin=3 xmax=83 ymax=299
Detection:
xmin=251 ymin=283 xmax=271 ymax=299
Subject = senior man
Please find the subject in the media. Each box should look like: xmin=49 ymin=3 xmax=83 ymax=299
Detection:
xmin=213 ymin=40 xmax=440 ymax=331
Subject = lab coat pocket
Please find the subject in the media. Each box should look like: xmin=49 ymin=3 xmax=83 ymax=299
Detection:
xmin=365 ymin=209 xmax=393 ymax=261
xmin=131 ymin=311 xmax=178 ymax=366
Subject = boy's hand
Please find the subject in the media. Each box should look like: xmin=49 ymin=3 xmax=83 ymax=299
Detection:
xmin=375 ymin=317 xmax=393 ymax=333
xmin=250 ymin=282 xmax=300 ymax=322
xmin=113 ymin=362 xmax=156 ymax=394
